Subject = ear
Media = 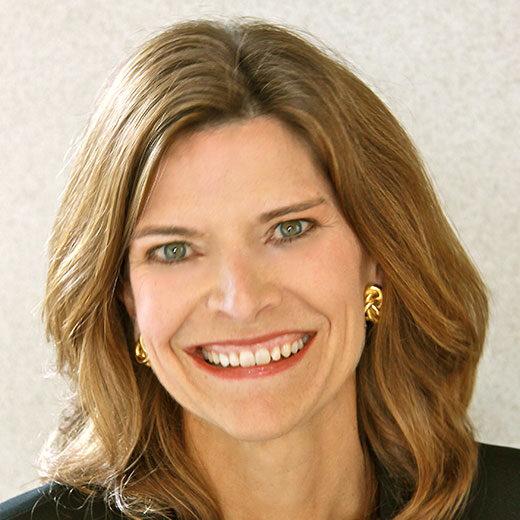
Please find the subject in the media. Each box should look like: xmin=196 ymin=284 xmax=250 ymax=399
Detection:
xmin=119 ymin=279 xmax=137 ymax=320
xmin=118 ymin=281 xmax=141 ymax=343
xmin=374 ymin=263 xmax=385 ymax=286
xmin=365 ymin=255 xmax=384 ymax=287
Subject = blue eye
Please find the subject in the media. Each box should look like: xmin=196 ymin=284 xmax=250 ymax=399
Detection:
xmin=163 ymin=243 xmax=187 ymax=260
xmin=151 ymin=242 xmax=191 ymax=264
xmin=272 ymin=219 xmax=316 ymax=244
xmin=147 ymin=218 xmax=318 ymax=265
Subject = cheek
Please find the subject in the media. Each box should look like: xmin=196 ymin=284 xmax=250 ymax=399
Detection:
xmin=130 ymin=270 xmax=189 ymax=345
xmin=299 ymin=228 xmax=365 ymax=310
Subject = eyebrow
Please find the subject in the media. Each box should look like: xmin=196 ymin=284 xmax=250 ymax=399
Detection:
xmin=132 ymin=197 xmax=328 ymax=241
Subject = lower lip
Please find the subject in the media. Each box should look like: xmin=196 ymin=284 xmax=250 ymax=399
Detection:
xmin=188 ymin=333 xmax=316 ymax=380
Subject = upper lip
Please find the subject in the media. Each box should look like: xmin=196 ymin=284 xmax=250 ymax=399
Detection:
xmin=186 ymin=330 xmax=314 ymax=352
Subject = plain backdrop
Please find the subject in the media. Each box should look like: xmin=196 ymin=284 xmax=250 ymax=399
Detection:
xmin=1 ymin=0 xmax=518 ymax=502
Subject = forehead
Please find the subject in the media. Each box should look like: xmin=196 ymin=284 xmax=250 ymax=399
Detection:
xmin=141 ymin=116 xmax=336 ymax=224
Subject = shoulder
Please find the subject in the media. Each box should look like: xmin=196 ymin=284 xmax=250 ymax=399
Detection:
xmin=376 ymin=441 xmax=520 ymax=519
xmin=0 ymin=482 xmax=125 ymax=519
xmin=464 ymin=442 xmax=520 ymax=518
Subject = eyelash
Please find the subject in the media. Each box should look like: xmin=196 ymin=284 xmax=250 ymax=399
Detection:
xmin=146 ymin=218 xmax=319 ymax=265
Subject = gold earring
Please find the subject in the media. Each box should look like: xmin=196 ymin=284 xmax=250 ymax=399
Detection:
xmin=135 ymin=336 xmax=151 ymax=367
xmin=364 ymin=285 xmax=383 ymax=324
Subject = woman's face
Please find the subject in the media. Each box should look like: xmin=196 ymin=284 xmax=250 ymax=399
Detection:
xmin=123 ymin=116 xmax=381 ymax=441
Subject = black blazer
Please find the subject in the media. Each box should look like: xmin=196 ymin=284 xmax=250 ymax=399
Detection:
xmin=1 ymin=443 xmax=519 ymax=519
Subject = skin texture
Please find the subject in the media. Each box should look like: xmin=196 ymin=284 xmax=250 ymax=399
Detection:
xmin=123 ymin=116 xmax=383 ymax=519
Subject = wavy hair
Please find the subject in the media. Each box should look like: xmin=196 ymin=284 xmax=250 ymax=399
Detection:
xmin=39 ymin=17 xmax=488 ymax=519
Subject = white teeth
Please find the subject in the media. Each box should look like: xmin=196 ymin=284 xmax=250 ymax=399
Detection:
xmin=281 ymin=342 xmax=292 ymax=358
xmin=291 ymin=338 xmax=303 ymax=354
xmin=255 ymin=348 xmax=271 ymax=366
xmin=219 ymin=353 xmax=230 ymax=367
xmin=271 ymin=345 xmax=281 ymax=361
xmin=239 ymin=350 xmax=256 ymax=367
xmin=202 ymin=334 xmax=311 ymax=368
xmin=228 ymin=351 xmax=240 ymax=367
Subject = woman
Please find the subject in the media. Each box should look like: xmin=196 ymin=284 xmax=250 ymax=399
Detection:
xmin=1 ymin=17 xmax=518 ymax=520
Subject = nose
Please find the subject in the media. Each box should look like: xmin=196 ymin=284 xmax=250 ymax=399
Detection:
xmin=206 ymin=251 xmax=282 ymax=322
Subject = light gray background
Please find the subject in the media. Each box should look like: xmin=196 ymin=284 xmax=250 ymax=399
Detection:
xmin=1 ymin=0 xmax=518 ymax=502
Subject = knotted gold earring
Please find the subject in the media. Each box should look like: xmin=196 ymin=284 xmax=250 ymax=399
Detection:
xmin=135 ymin=336 xmax=151 ymax=367
xmin=364 ymin=284 xmax=383 ymax=324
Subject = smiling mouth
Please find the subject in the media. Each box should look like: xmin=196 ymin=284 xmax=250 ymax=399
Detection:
xmin=186 ymin=331 xmax=317 ymax=379
xmin=185 ymin=330 xmax=315 ymax=353
xmin=199 ymin=332 xmax=315 ymax=368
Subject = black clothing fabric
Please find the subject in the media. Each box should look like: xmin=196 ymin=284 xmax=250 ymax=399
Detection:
xmin=1 ymin=442 xmax=519 ymax=519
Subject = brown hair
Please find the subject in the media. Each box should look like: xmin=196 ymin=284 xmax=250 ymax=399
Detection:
xmin=39 ymin=17 xmax=488 ymax=519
